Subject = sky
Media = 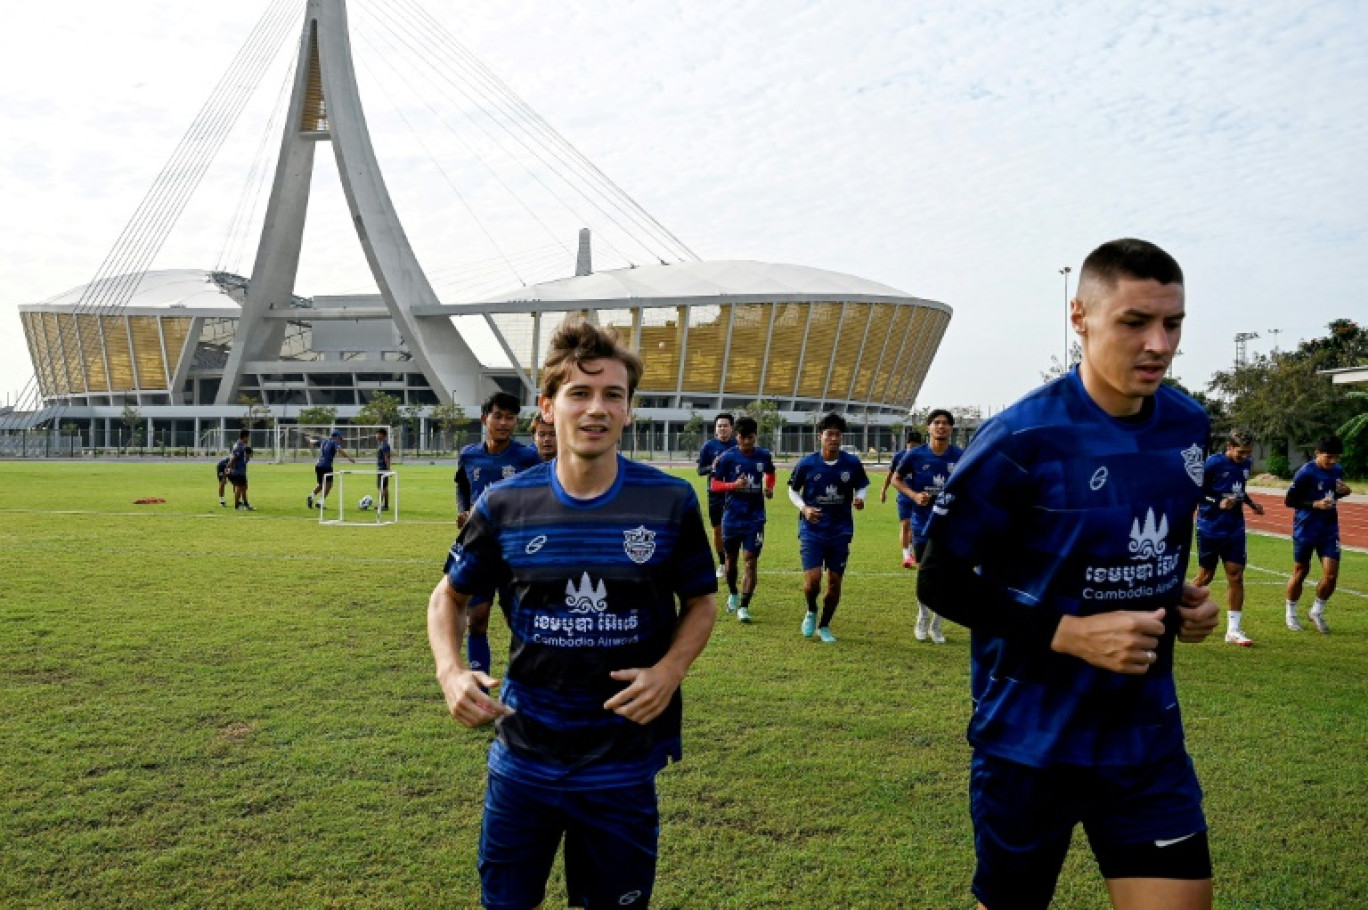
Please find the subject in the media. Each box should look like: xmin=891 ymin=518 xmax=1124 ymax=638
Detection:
xmin=1 ymin=0 xmax=1365 ymax=414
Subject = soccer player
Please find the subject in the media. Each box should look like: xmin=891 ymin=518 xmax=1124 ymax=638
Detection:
xmin=710 ymin=415 xmax=777 ymax=623
xmin=215 ymin=454 xmax=230 ymax=507
xmin=454 ymin=391 xmax=542 ymax=675
xmin=880 ymin=430 xmax=922 ymax=568
xmin=789 ymin=412 xmax=870 ymax=643
xmin=890 ymin=410 xmax=963 ymax=643
xmin=226 ymin=429 xmax=254 ymax=511
xmin=308 ymin=429 xmax=354 ymax=509
xmin=697 ymin=412 xmax=737 ymax=577
xmin=1284 ymin=435 xmax=1353 ymax=634
xmin=1192 ymin=428 xmax=1265 ymax=645
xmin=531 ymin=411 xmax=557 ymax=462
xmin=918 ymin=238 xmax=1219 ymax=910
xmin=375 ymin=428 xmax=393 ymax=511
xmin=428 ymin=320 xmax=716 ymax=910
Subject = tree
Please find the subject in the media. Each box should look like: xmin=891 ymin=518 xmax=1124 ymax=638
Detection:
xmin=743 ymin=399 xmax=784 ymax=452
xmin=430 ymin=402 xmax=468 ymax=451
xmin=296 ymin=405 xmax=339 ymax=427
xmin=1208 ymin=319 xmax=1368 ymax=457
xmin=356 ymin=391 xmax=402 ymax=429
xmin=1040 ymin=341 xmax=1083 ymax=383
xmin=1338 ymin=391 xmax=1368 ymax=477
xmin=678 ymin=412 xmax=706 ymax=453
xmin=238 ymin=395 xmax=271 ymax=431
xmin=120 ymin=404 xmax=143 ymax=447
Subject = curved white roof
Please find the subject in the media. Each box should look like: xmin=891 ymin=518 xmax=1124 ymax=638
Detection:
xmin=36 ymin=269 xmax=247 ymax=311
xmin=476 ymin=259 xmax=945 ymax=309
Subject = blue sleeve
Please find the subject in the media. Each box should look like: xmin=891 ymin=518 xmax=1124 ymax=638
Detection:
xmin=924 ymin=420 xmax=1031 ymax=575
xmin=454 ymin=457 xmax=472 ymax=511
xmin=697 ymin=441 xmax=714 ymax=475
xmin=788 ymin=459 xmax=807 ymax=494
xmin=444 ymin=500 xmax=506 ymax=599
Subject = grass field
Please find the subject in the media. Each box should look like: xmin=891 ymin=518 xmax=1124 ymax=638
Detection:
xmin=1 ymin=459 xmax=1365 ymax=909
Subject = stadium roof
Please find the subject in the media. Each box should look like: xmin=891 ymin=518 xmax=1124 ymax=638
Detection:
xmin=476 ymin=260 xmax=947 ymax=310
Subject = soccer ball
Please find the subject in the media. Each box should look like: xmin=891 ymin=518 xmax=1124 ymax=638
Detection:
xmin=359 ymin=495 xmax=375 ymax=511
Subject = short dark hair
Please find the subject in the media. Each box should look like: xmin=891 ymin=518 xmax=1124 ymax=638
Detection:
xmin=734 ymin=416 xmax=758 ymax=436
xmin=905 ymin=430 xmax=922 ymax=445
xmin=1317 ymin=435 xmax=1344 ymax=456
xmin=715 ymin=412 xmax=734 ymax=426
xmin=238 ymin=429 xmax=250 ymax=440
xmin=1226 ymin=427 xmax=1253 ymax=449
xmin=481 ymin=391 xmax=521 ymax=418
xmin=927 ymin=409 xmax=954 ymax=426
xmin=1078 ymin=239 xmax=1183 ymax=304
xmin=376 ymin=427 xmax=388 ymax=438
xmin=818 ymin=412 xmax=847 ymax=434
xmin=541 ymin=320 xmax=643 ymax=401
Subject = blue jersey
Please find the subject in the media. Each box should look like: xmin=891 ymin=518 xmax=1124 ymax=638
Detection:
xmin=1196 ymin=453 xmax=1253 ymax=538
xmin=228 ymin=440 xmax=248 ymax=477
xmin=315 ymin=438 xmax=340 ymax=469
xmin=455 ymin=441 xmax=541 ymax=512
xmin=713 ymin=446 xmax=776 ymax=534
xmin=376 ymin=440 xmax=392 ymax=472
xmin=895 ymin=443 xmax=964 ymax=539
xmin=696 ymin=437 xmax=737 ymax=478
xmin=925 ymin=370 xmax=1210 ymax=768
xmin=889 ymin=448 xmax=916 ymax=505
xmin=1287 ymin=460 xmax=1345 ymax=541
xmin=788 ymin=451 xmax=871 ymax=542
xmin=445 ymin=457 xmax=717 ymax=788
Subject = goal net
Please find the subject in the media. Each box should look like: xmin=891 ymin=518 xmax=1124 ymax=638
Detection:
xmin=317 ymin=470 xmax=400 ymax=526
xmin=275 ymin=425 xmax=395 ymax=464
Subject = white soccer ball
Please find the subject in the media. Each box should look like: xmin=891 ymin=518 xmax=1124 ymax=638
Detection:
xmin=359 ymin=495 xmax=375 ymax=511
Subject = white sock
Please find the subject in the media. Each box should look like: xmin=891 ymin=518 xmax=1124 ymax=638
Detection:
xmin=1228 ymin=611 xmax=1242 ymax=634
xmin=1311 ymin=598 xmax=1328 ymax=616
xmin=1286 ymin=600 xmax=1299 ymax=617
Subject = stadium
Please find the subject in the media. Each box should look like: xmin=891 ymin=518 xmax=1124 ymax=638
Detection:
xmin=6 ymin=0 xmax=950 ymax=454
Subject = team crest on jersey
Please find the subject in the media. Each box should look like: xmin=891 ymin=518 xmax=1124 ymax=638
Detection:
xmin=1128 ymin=509 xmax=1169 ymax=559
xmin=471 ymin=467 xmax=482 ymax=483
xmin=623 ymin=525 xmax=656 ymax=564
xmin=1181 ymin=444 xmax=1204 ymax=486
xmin=840 ymin=471 xmax=851 ymax=483
xmin=565 ymin=572 xmax=608 ymax=613
xmin=502 ymin=465 xmax=518 ymax=479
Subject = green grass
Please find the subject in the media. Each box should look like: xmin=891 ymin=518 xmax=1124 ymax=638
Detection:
xmin=0 ymin=460 xmax=1364 ymax=908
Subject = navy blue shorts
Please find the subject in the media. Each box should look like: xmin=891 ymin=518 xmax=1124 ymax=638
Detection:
xmin=215 ymin=459 xmax=229 ymax=481
xmin=315 ymin=465 xmax=334 ymax=485
xmin=896 ymin=496 xmax=915 ymax=522
xmin=970 ymin=750 xmax=1207 ymax=910
xmin=1196 ymin=531 xmax=1247 ymax=570
xmin=799 ymin=536 xmax=850 ymax=575
xmin=723 ymin=526 xmax=765 ymax=557
xmin=480 ymin=772 xmax=658 ymax=910
xmin=1293 ymin=532 xmax=1340 ymax=565
xmin=707 ymin=492 xmax=726 ymax=528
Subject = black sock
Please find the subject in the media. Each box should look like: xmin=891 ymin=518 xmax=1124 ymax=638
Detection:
xmin=805 ymin=593 xmax=818 ymax=613
xmin=741 ymin=592 xmax=753 ymax=609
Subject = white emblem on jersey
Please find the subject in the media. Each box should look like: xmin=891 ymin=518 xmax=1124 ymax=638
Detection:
xmin=1090 ymin=466 xmax=1109 ymax=491
xmin=502 ymin=465 xmax=518 ymax=479
xmin=1128 ymin=509 xmax=1169 ymax=560
xmin=1230 ymin=480 xmax=1244 ymax=499
xmin=1181 ymin=444 xmax=1204 ymax=486
xmin=623 ymin=525 xmax=657 ymax=564
xmin=471 ymin=467 xmax=482 ymax=483
xmin=618 ymin=890 xmax=643 ymax=906
xmin=930 ymin=473 xmax=947 ymax=494
xmin=526 ymin=534 xmax=547 ymax=554
xmin=840 ymin=471 xmax=851 ymax=482
xmin=565 ymin=573 xmax=608 ymax=613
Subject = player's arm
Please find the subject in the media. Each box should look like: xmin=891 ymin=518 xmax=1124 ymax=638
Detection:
xmin=454 ymin=462 xmax=472 ymax=513
xmin=764 ymin=463 xmax=775 ymax=499
xmin=889 ymin=470 xmax=916 ymax=501
xmin=852 ymin=483 xmax=868 ymax=510
xmin=427 ymin=576 xmax=508 ymax=726
xmin=606 ymin=592 xmax=716 ymax=724
xmin=696 ymin=443 xmax=713 ymax=476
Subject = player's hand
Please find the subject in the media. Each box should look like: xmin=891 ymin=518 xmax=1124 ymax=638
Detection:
xmin=802 ymin=506 xmax=821 ymax=523
xmin=764 ymin=487 xmax=773 ymax=499
xmin=1315 ymin=497 xmax=1335 ymax=510
xmin=734 ymin=474 xmax=750 ymax=489
xmin=1051 ymin=608 xmax=1166 ymax=675
xmin=853 ymin=498 xmax=865 ymax=510
xmin=437 ymin=668 xmax=511 ymax=728
xmin=1335 ymin=480 xmax=1351 ymax=498
xmin=457 ymin=510 xmax=470 ymax=529
xmin=1177 ymin=583 xmax=1219 ymax=643
xmin=1251 ymin=500 xmax=1265 ymax=515
xmin=880 ymin=489 xmax=888 ymax=503
xmin=605 ymin=666 xmax=682 ymax=724
xmin=1220 ymin=496 xmax=1237 ymax=510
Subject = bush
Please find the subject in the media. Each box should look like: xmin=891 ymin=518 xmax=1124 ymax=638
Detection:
xmin=1264 ymin=453 xmax=1292 ymax=479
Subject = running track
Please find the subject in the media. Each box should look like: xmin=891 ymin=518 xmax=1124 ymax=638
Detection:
xmin=1244 ymin=490 xmax=1368 ymax=552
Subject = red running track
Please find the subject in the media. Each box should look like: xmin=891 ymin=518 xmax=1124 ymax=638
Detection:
xmin=1244 ymin=490 xmax=1368 ymax=552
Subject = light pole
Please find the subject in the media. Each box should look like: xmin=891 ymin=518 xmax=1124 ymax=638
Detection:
xmin=1059 ymin=266 xmax=1072 ymax=371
